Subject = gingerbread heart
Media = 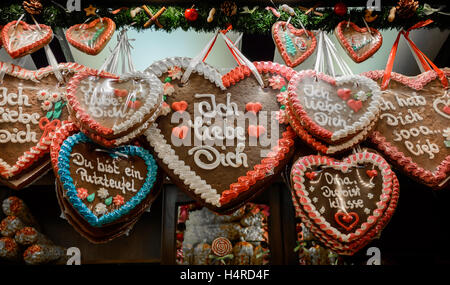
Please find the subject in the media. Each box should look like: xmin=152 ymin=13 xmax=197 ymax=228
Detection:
xmin=278 ymin=90 xmax=378 ymax=155
xmin=145 ymin=57 xmax=296 ymax=212
xmin=66 ymin=17 xmax=116 ymax=56
xmin=287 ymin=70 xmax=382 ymax=145
xmin=290 ymin=152 xmax=399 ymax=255
xmin=56 ymin=131 xmax=159 ymax=227
xmin=66 ymin=70 xmax=163 ymax=144
xmin=335 ymin=21 xmax=382 ymax=63
xmin=363 ymin=70 xmax=450 ymax=189
xmin=0 ymin=62 xmax=89 ymax=189
xmin=1 ymin=21 xmax=53 ymax=59
xmin=272 ymin=21 xmax=317 ymax=68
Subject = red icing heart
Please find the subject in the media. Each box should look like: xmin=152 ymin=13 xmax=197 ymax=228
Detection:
xmin=305 ymin=172 xmax=317 ymax=180
xmin=114 ymin=89 xmax=128 ymax=97
xmin=366 ymin=169 xmax=378 ymax=177
xmin=347 ymin=99 xmax=363 ymax=112
xmin=335 ymin=212 xmax=359 ymax=231
xmin=66 ymin=18 xmax=116 ymax=55
xmin=443 ymin=105 xmax=450 ymax=115
xmin=245 ymin=102 xmax=262 ymax=114
xmin=127 ymin=100 xmax=142 ymax=109
xmin=335 ymin=21 xmax=382 ymax=63
xmin=337 ymin=88 xmax=352 ymax=101
xmin=1 ymin=21 xmax=53 ymax=59
xmin=248 ymin=125 xmax=266 ymax=138
xmin=172 ymin=101 xmax=188 ymax=113
xmin=272 ymin=21 xmax=317 ymax=68
xmin=172 ymin=126 xmax=189 ymax=139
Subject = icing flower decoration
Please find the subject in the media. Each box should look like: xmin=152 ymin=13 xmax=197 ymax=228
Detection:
xmin=113 ymin=195 xmax=125 ymax=206
xmin=355 ymin=90 xmax=370 ymax=101
xmin=168 ymin=66 xmax=183 ymax=80
xmin=163 ymin=83 xmax=175 ymax=96
xmin=97 ymin=188 xmax=109 ymax=199
xmin=94 ymin=203 xmax=108 ymax=216
xmin=268 ymin=75 xmax=286 ymax=90
xmin=443 ymin=127 xmax=450 ymax=140
xmin=36 ymin=90 xmax=49 ymax=101
xmin=77 ymin=188 xmax=89 ymax=200
xmin=41 ymin=100 xmax=52 ymax=111
xmin=49 ymin=92 xmax=61 ymax=102
xmin=160 ymin=102 xmax=171 ymax=116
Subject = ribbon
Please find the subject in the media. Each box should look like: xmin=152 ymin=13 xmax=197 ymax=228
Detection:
xmin=381 ymin=20 xmax=448 ymax=90
xmin=39 ymin=117 xmax=61 ymax=143
xmin=422 ymin=4 xmax=450 ymax=16
xmin=314 ymin=31 xmax=352 ymax=77
xmin=99 ymin=27 xmax=136 ymax=75
xmin=208 ymin=254 xmax=234 ymax=265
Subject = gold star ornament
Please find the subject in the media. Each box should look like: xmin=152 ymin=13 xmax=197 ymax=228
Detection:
xmin=84 ymin=4 xmax=97 ymax=16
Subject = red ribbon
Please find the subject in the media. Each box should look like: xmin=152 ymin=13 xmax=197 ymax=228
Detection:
xmin=39 ymin=117 xmax=61 ymax=144
xmin=202 ymin=24 xmax=242 ymax=66
xmin=381 ymin=20 xmax=448 ymax=90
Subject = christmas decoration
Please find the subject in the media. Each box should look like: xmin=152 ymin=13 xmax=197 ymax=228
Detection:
xmin=143 ymin=6 xmax=166 ymax=29
xmin=84 ymin=4 xmax=97 ymax=16
xmin=334 ymin=2 xmax=348 ymax=17
xmin=221 ymin=1 xmax=237 ymax=17
xmin=396 ymin=0 xmax=419 ymax=19
xmin=22 ymin=0 xmax=43 ymax=15
xmin=185 ymin=6 xmax=199 ymax=22
xmin=364 ymin=9 xmax=378 ymax=22
xmin=388 ymin=7 xmax=397 ymax=22
xmin=207 ymin=8 xmax=216 ymax=23
xmin=299 ymin=5 xmax=324 ymax=17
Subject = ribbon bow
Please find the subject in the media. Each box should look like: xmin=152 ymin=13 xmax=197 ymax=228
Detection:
xmin=39 ymin=117 xmax=61 ymax=143
xmin=208 ymin=254 xmax=234 ymax=265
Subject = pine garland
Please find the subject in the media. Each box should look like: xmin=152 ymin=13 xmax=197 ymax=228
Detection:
xmin=0 ymin=2 xmax=448 ymax=34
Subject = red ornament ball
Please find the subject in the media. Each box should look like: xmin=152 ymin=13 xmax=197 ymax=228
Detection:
xmin=185 ymin=7 xmax=199 ymax=22
xmin=334 ymin=2 xmax=348 ymax=17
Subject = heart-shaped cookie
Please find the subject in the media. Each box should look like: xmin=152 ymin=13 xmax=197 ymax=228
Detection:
xmin=287 ymin=70 xmax=381 ymax=145
xmin=290 ymin=151 xmax=399 ymax=255
xmin=363 ymin=70 xmax=450 ymax=189
xmin=335 ymin=21 xmax=382 ymax=63
xmin=278 ymin=90 xmax=377 ymax=154
xmin=1 ymin=21 xmax=53 ymax=59
xmin=272 ymin=21 xmax=317 ymax=68
xmin=66 ymin=70 xmax=163 ymax=144
xmin=66 ymin=17 xmax=116 ymax=56
xmin=145 ymin=57 xmax=296 ymax=212
xmin=0 ymin=62 xmax=89 ymax=189
xmin=56 ymin=131 xmax=159 ymax=227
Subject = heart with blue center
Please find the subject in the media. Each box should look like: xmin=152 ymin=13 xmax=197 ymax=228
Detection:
xmin=57 ymin=132 xmax=158 ymax=227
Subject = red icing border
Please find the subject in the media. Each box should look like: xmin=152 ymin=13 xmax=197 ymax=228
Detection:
xmin=50 ymin=122 xmax=79 ymax=177
xmin=290 ymin=153 xmax=399 ymax=255
xmin=1 ymin=21 xmax=53 ymax=59
xmin=272 ymin=21 xmax=317 ymax=68
xmin=66 ymin=17 xmax=116 ymax=56
xmin=362 ymin=70 xmax=450 ymax=189
xmin=217 ymin=61 xmax=297 ymax=205
xmin=335 ymin=21 xmax=382 ymax=63
xmin=0 ymin=62 xmax=88 ymax=179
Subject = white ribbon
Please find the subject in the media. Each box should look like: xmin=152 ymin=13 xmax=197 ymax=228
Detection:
xmin=181 ymin=31 xmax=264 ymax=88
xmin=314 ymin=31 xmax=353 ymax=77
xmin=99 ymin=28 xmax=136 ymax=75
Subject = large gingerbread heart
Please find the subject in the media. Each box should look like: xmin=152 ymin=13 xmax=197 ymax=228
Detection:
xmin=66 ymin=70 xmax=163 ymax=143
xmin=290 ymin=152 xmax=399 ymax=255
xmin=272 ymin=21 xmax=317 ymax=68
xmin=66 ymin=17 xmax=116 ymax=56
xmin=0 ymin=62 xmax=88 ymax=189
xmin=56 ymin=131 xmax=159 ymax=227
xmin=335 ymin=21 xmax=382 ymax=63
xmin=288 ymin=70 xmax=382 ymax=145
xmin=363 ymin=70 xmax=450 ymax=189
xmin=1 ymin=21 xmax=53 ymax=59
xmin=145 ymin=58 xmax=296 ymax=213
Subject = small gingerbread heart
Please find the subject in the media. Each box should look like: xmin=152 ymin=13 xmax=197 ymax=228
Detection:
xmin=335 ymin=212 xmax=359 ymax=231
xmin=1 ymin=21 xmax=53 ymax=59
xmin=66 ymin=18 xmax=116 ymax=55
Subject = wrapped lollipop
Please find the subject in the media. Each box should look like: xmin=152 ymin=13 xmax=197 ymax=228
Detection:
xmin=14 ymin=227 xmax=53 ymax=246
xmin=23 ymin=244 xmax=65 ymax=265
xmin=0 ymin=237 xmax=20 ymax=261
xmin=2 ymin=197 xmax=39 ymax=229
xmin=232 ymin=239 xmax=254 ymax=265
xmin=0 ymin=216 xmax=25 ymax=237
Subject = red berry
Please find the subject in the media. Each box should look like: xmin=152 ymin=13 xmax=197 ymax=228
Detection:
xmin=334 ymin=2 xmax=347 ymax=17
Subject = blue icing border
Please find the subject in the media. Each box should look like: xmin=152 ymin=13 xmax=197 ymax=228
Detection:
xmin=57 ymin=132 xmax=158 ymax=227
